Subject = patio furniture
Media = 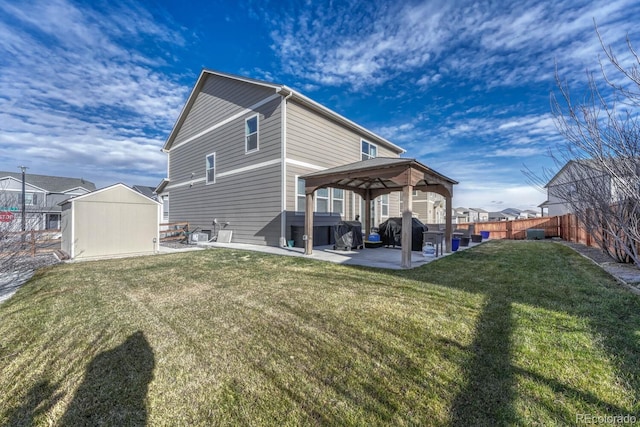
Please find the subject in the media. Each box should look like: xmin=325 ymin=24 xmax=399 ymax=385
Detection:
xmin=471 ymin=234 xmax=482 ymax=243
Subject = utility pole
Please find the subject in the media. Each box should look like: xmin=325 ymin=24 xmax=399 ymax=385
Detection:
xmin=19 ymin=165 xmax=27 ymax=246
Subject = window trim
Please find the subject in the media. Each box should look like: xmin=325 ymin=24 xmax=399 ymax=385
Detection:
xmin=245 ymin=114 xmax=259 ymax=153
xmin=295 ymin=175 xmax=305 ymax=214
xmin=206 ymin=152 xmax=216 ymax=184
xmin=332 ymin=188 xmax=344 ymax=216
xmin=315 ymin=187 xmax=330 ymax=215
xmin=361 ymin=139 xmax=378 ymax=160
xmin=161 ymin=194 xmax=169 ymax=222
xmin=380 ymin=194 xmax=389 ymax=217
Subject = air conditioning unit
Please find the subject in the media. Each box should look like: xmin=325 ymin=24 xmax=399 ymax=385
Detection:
xmin=190 ymin=232 xmax=209 ymax=243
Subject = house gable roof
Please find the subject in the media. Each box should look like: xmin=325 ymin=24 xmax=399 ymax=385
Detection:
xmin=132 ymin=185 xmax=156 ymax=199
xmin=162 ymin=69 xmax=405 ymax=155
xmin=0 ymin=171 xmax=96 ymax=193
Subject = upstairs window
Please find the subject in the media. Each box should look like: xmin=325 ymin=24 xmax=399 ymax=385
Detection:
xmin=206 ymin=153 xmax=216 ymax=184
xmin=245 ymin=115 xmax=259 ymax=153
xmin=361 ymin=140 xmax=377 ymax=160
xmin=20 ymin=193 xmax=39 ymax=206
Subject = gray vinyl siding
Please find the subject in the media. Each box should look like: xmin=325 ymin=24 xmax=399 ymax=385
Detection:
xmin=173 ymin=75 xmax=277 ymax=146
xmin=169 ymin=164 xmax=282 ymax=245
xmin=285 ymin=100 xmax=402 ymax=232
xmin=167 ymin=76 xmax=283 ymax=245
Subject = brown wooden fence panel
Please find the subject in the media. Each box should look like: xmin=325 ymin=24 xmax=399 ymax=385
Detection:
xmin=461 ymin=214 xmax=604 ymax=248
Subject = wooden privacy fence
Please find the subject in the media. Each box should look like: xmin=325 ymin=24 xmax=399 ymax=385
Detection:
xmin=3 ymin=229 xmax=62 ymax=257
xmin=454 ymin=215 xmax=597 ymax=247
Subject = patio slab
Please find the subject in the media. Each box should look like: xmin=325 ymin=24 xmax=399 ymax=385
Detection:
xmin=197 ymin=240 xmax=483 ymax=270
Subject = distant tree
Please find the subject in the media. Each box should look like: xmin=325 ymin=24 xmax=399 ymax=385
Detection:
xmin=535 ymin=26 xmax=640 ymax=264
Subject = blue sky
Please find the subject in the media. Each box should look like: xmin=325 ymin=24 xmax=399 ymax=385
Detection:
xmin=1 ymin=0 xmax=639 ymax=211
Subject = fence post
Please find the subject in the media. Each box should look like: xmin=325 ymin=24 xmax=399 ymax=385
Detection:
xmin=31 ymin=230 xmax=36 ymax=257
xmin=506 ymin=220 xmax=513 ymax=239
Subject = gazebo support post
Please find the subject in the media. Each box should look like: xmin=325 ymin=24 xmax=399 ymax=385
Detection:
xmin=304 ymin=192 xmax=314 ymax=255
xmin=445 ymin=194 xmax=453 ymax=253
xmin=401 ymin=184 xmax=413 ymax=268
xmin=365 ymin=190 xmax=371 ymax=236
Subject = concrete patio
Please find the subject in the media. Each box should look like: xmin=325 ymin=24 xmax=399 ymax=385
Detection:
xmin=171 ymin=239 xmax=484 ymax=270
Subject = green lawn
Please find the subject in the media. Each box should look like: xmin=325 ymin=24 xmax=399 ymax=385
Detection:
xmin=1 ymin=241 xmax=638 ymax=426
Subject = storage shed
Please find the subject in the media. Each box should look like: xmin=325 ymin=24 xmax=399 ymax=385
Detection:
xmin=61 ymin=183 xmax=160 ymax=260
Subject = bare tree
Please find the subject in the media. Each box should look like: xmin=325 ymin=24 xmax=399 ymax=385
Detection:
xmin=533 ymin=27 xmax=640 ymax=264
xmin=0 ymin=182 xmax=48 ymax=275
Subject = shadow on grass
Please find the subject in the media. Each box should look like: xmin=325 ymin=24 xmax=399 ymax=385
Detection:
xmin=387 ymin=241 xmax=640 ymax=424
xmin=61 ymin=331 xmax=155 ymax=426
xmin=449 ymin=292 xmax=517 ymax=425
xmin=4 ymin=380 xmax=64 ymax=427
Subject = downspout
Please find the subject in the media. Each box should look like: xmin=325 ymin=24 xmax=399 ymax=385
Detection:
xmin=279 ymin=88 xmax=293 ymax=246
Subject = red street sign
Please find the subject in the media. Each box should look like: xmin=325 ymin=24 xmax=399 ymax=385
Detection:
xmin=0 ymin=211 xmax=15 ymax=222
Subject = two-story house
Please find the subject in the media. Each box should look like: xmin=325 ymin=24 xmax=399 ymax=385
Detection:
xmin=156 ymin=69 xmax=428 ymax=247
xmin=540 ymin=160 xmax=614 ymax=216
xmin=0 ymin=171 xmax=96 ymax=231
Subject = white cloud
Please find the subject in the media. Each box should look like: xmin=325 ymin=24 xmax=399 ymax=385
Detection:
xmin=264 ymin=0 xmax=640 ymax=90
xmin=0 ymin=0 xmax=189 ymax=187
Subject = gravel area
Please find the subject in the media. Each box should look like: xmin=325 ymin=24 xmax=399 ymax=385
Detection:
xmin=0 ymin=253 xmax=61 ymax=304
xmin=558 ymin=240 xmax=640 ymax=294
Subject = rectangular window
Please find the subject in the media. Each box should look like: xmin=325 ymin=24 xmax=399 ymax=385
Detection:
xmin=161 ymin=195 xmax=169 ymax=221
xmin=381 ymin=194 xmax=389 ymax=217
xmin=245 ymin=115 xmax=259 ymax=152
xmin=206 ymin=153 xmax=216 ymax=184
xmin=361 ymin=140 xmax=377 ymax=160
xmin=332 ymin=188 xmax=344 ymax=215
xmin=296 ymin=177 xmax=305 ymax=212
xmin=21 ymin=193 xmax=38 ymax=206
xmin=316 ymin=188 xmax=329 ymax=213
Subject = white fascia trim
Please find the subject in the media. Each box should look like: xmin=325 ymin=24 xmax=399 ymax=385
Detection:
xmin=285 ymin=159 xmax=327 ymax=171
xmin=217 ymin=159 xmax=280 ymax=178
xmin=280 ymin=94 xmax=289 ymax=246
xmin=169 ymin=94 xmax=280 ymax=152
xmin=165 ymin=177 xmax=206 ymax=190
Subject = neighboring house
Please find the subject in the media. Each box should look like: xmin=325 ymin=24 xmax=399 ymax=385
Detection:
xmin=488 ymin=211 xmax=517 ymax=221
xmin=156 ymin=69 xmax=407 ymax=246
xmin=452 ymin=208 xmax=469 ymax=224
xmin=399 ymin=190 xmax=446 ymax=224
xmin=540 ymin=159 xmax=613 ymax=217
xmin=132 ymin=185 xmax=157 ymax=200
xmin=0 ymin=171 xmax=96 ymax=231
xmin=522 ymin=209 xmax=541 ymax=218
xmin=470 ymin=208 xmax=489 ymax=222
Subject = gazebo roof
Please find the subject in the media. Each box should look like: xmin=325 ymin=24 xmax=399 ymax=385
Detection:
xmin=301 ymin=157 xmax=457 ymax=198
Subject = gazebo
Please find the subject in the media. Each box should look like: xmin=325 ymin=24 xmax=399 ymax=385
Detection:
xmin=301 ymin=157 xmax=458 ymax=268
